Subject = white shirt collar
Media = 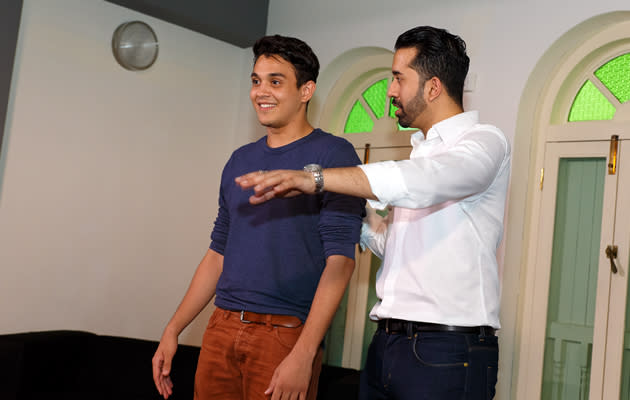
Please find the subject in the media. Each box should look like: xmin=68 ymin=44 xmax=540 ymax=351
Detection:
xmin=411 ymin=111 xmax=480 ymax=147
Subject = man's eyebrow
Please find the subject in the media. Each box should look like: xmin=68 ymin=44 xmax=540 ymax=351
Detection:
xmin=392 ymin=70 xmax=402 ymax=76
xmin=250 ymin=72 xmax=287 ymax=79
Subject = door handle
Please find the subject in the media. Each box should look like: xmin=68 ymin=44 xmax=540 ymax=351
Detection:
xmin=605 ymin=245 xmax=618 ymax=274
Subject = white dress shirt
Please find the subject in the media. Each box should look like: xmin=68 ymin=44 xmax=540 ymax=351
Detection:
xmin=358 ymin=111 xmax=511 ymax=329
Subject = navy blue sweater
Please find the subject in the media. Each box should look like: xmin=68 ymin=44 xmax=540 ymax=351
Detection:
xmin=210 ymin=129 xmax=365 ymax=322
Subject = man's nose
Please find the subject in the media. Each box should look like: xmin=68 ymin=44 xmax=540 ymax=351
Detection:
xmin=257 ymin=81 xmax=272 ymax=95
xmin=386 ymin=82 xmax=397 ymax=98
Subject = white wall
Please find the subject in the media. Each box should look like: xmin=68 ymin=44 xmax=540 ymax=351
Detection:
xmin=0 ymin=0 xmax=250 ymax=346
xmin=267 ymin=0 xmax=627 ymax=143
xmin=266 ymin=0 xmax=629 ymax=398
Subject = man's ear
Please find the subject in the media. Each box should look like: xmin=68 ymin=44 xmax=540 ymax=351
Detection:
xmin=301 ymin=81 xmax=316 ymax=103
xmin=425 ymin=77 xmax=442 ymax=102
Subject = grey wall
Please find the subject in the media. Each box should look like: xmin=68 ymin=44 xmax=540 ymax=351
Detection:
xmin=104 ymin=0 xmax=269 ymax=48
xmin=0 ymin=0 xmax=23 ymax=162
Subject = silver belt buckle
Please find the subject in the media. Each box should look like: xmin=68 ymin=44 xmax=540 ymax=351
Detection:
xmin=240 ymin=310 xmax=252 ymax=324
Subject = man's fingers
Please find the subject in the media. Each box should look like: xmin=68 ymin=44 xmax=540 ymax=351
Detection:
xmin=152 ymin=356 xmax=164 ymax=394
xmin=235 ymin=172 xmax=263 ymax=188
xmin=236 ymin=169 xmax=283 ymax=189
xmin=161 ymin=376 xmax=173 ymax=398
xmin=264 ymin=377 xmax=276 ymax=396
xmin=252 ymin=172 xmax=285 ymax=194
xmin=249 ymin=188 xmax=303 ymax=205
xmin=152 ymin=353 xmax=174 ymax=399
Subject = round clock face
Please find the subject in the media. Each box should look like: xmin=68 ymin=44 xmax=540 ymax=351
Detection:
xmin=112 ymin=21 xmax=158 ymax=71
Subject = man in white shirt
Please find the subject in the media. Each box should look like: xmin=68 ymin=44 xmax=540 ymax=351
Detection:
xmin=236 ymin=26 xmax=511 ymax=400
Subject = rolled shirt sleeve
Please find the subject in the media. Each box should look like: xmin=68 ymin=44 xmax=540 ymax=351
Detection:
xmin=358 ymin=130 xmax=508 ymax=209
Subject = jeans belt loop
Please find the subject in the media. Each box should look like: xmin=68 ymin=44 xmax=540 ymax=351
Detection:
xmin=240 ymin=310 xmax=252 ymax=324
xmin=266 ymin=314 xmax=273 ymax=331
xmin=479 ymin=326 xmax=490 ymax=339
xmin=406 ymin=321 xmax=413 ymax=338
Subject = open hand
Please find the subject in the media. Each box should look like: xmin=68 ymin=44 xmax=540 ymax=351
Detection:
xmin=235 ymin=169 xmax=316 ymax=204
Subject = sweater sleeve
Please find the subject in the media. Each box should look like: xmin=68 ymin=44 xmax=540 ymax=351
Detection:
xmin=318 ymin=141 xmax=366 ymax=259
xmin=209 ymin=157 xmax=232 ymax=255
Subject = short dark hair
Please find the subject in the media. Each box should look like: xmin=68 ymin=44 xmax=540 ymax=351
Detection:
xmin=395 ymin=26 xmax=469 ymax=107
xmin=253 ymin=35 xmax=320 ymax=87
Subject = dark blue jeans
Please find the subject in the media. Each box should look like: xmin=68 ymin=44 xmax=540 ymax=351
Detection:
xmin=359 ymin=328 xmax=498 ymax=400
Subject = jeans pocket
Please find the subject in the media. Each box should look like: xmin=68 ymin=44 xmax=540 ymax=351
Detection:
xmin=411 ymin=333 xmax=468 ymax=367
xmin=273 ymin=326 xmax=302 ymax=349
xmin=205 ymin=308 xmax=222 ymax=330
xmin=486 ymin=364 xmax=498 ymax=399
xmin=464 ymin=335 xmax=498 ymax=399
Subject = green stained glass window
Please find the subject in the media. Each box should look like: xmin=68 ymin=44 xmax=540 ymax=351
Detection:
xmin=344 ymin=100 xmax=374 ymax=133
xmin=567 ymin=52 xmax=630 ymax=122
xmin=363 ymin=79 xmax=388 ymax=119
xmin=568 ymin=80 xmax=616 ymax=122
xmin=595 ymin=53 xmax=630 ymax=103
xmin=343 ymin=78 xmax=417 ymax=133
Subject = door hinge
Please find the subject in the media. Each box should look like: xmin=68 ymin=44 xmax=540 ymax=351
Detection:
xmin=609 ymin=134 xmax=619 ymax=175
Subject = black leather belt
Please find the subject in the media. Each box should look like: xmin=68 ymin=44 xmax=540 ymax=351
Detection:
xmin=378 ymin=319 xmax=495 ymax=336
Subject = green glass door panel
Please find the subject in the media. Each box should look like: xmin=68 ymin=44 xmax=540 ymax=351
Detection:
xmin=541 ymin=157 xmax=606 ymax=400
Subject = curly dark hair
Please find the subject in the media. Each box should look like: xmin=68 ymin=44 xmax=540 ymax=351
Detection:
xmin=395 ymin=26 xmax=470 ymax=107
xmin=253 ymin=35 xmax=320 ymax=87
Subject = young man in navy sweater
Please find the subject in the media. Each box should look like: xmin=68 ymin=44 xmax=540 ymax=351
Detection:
xmin=152 ymin=35 xmax=365 ymax=400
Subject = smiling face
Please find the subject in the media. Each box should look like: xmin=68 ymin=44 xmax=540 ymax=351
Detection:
xmin=250 ymin=55 xmax=312 ymax=131
xmin=387 ymin=47 xmax=427 ymax=129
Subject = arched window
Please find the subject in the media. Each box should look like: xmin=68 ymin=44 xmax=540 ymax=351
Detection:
xmin=568 ymin=53 xmax=630 ymax=121
xmin=343 ymin=78 xmax=415 ymax=133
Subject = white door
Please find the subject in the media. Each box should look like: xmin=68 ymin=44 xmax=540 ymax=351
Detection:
xmin=519 ymin=137 xmax=630 ymax=399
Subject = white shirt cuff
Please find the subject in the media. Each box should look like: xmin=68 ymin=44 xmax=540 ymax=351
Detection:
xmin=359 ymin=161 xmax=408 ymax=209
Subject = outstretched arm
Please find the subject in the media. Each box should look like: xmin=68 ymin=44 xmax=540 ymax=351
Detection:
xmin=235 ymin=167 xmax=377 ymax=204
xmin=237 ymin=130 xmax=509 ymax=210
